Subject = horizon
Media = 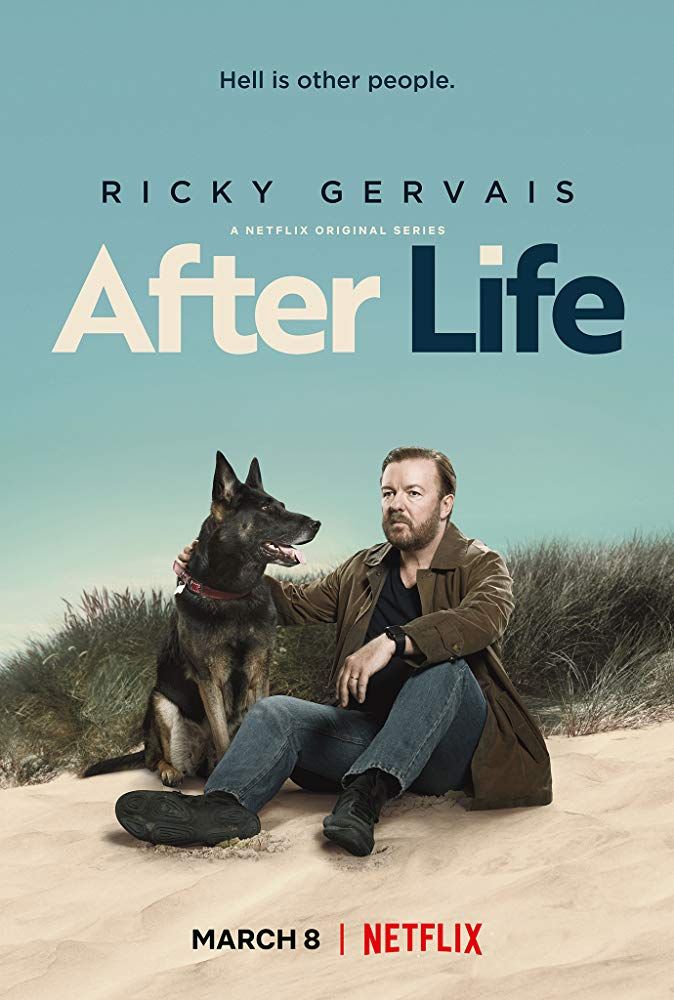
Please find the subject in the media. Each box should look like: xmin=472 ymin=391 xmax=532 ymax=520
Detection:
xmin=2 ymin=518 xmax=671 ymax=661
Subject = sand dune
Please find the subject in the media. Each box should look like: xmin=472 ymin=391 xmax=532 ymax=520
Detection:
xmin=1 ymin=721 xmax=673 ymax=1000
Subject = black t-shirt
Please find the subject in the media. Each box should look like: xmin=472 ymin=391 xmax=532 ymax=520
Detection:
xmin=347 ymin=552 xmax=422 ymax=721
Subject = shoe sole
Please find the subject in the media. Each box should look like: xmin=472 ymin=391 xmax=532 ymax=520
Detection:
xmin=322 ymin=819 xmax=374 ymax=857
xmin=115 ymin=791 xmax=260 ymax=847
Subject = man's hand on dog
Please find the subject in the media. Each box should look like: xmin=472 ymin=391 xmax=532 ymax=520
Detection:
xmin=177 ymin=539 xmax=198 ymax=567
xmin=175 ymin=540 xmax=396 ymax=709
xmin=336 ymin=634 xmax=396 ymax=708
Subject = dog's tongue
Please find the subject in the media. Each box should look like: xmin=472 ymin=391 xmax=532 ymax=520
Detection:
xmin=278 ymin=543 xmax=306 ymax=564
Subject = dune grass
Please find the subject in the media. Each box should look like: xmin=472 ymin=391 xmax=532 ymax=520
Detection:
xmin=503 ymin=535 xmax=674 ymax=735
xmin=1 ymin=535 xmax=673 ymax=785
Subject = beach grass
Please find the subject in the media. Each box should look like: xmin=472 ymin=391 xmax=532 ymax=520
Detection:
xmin=1 ymin=535 xmax=673 ymax=785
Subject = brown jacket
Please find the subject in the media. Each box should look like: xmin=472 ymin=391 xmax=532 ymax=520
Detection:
xmin=266 ymin=520 xmax=553 ymax=811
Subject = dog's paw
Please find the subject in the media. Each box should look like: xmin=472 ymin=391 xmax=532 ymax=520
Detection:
xmin=159 ymin=764 xmax=184 ymax=787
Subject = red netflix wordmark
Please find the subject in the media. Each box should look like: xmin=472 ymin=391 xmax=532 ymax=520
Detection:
xmin=362 ymin=922 xmax=483 ymax=955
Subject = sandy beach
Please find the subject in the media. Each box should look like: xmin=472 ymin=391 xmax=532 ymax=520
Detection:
xmin=1 ymin=721 xmax=672 ymax=1000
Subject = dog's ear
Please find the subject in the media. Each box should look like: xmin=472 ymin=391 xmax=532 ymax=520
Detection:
xmin=212 ymin=450 xmax=240 ymax=507
xmin=245 ymin=457 xmax=263 ymax=491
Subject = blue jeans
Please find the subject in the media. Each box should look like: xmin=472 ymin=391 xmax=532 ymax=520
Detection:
xmin=203 ymin=658 xmax=488 ymax=814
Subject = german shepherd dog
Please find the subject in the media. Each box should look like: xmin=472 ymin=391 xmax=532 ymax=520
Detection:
xmin=82 ymin=451 xmax=320 ymax=786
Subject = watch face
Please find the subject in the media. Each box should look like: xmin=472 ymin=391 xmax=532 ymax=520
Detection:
xmin=386 ymin=626 xmax=405 ymax=651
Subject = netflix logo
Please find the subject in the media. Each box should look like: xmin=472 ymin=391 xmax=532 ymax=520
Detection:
xmin=338 ymin=921 xmax=484 ymax=957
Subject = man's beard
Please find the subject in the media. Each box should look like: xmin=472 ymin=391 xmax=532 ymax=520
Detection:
xmin=382 ymin=501 xmax=444 ymax=551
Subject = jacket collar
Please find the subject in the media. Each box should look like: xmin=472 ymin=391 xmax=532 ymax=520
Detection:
xmin=364 ymin=520 xmax=469 ymax=570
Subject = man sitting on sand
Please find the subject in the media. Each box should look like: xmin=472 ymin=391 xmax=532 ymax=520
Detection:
xmin=115 ymin=446 xmax=552 ymax=857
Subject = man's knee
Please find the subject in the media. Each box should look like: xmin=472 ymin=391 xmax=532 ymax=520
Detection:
xmin=403 ymin=657 xmax=484 ymax=711
xmin=412 ymin=657 xmax=471 ymax=684
xmin=445 ymin=658 xmax=487 ymax=706
xmin=246 ymin=694 xmax=296 ymax=727
xmin=447 ymin=657 xmax=471 ymax=673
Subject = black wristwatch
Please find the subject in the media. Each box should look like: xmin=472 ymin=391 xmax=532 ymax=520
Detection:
xmin=384 ymin=625 xmax=407 ymax=657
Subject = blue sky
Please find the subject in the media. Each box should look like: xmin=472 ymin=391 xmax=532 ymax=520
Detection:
xmin=1 ymin=1 xmax=672 ymax=653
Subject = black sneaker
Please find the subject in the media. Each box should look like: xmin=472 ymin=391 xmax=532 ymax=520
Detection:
xmin=322 ymin=769 xmax=397 ymax=857
xmin=114 ymin=789 xmax=261 ymax=847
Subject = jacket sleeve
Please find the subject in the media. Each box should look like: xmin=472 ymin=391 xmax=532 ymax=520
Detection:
xmin=265 ymin=564 xmax=344 ymax=626
xmin=401 ymin=549 xmax=515 ymax=668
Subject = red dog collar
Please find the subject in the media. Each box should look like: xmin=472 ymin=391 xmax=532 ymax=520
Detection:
xmin=172 ymin=560 xmax=250 ymax=601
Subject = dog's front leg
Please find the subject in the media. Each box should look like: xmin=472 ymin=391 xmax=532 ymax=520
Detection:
xmin=197 ymin=679 xmax=231 ymax=761
xmin=226 ymin=648 xmax=272 ymax=742
xmin=246 ymin=648 xmax=272 ymax=709
xmin=252 ymin=678 xmax=269 ymax=705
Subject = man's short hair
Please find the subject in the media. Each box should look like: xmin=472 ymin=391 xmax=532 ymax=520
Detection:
xmin=381 ymin=446 xmax=457 ymax=500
